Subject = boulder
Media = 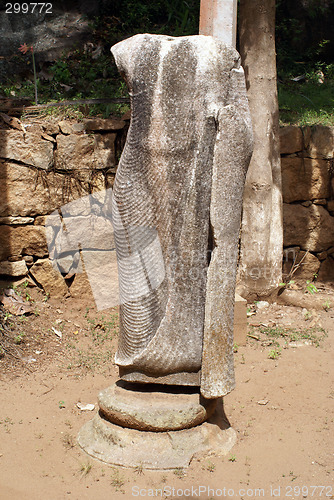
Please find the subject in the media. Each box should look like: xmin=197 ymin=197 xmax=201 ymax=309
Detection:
xmin=317 ymin=256 xmax=334 ymax=282
xmin=304 ymin=125 xmax=334 ymax=159
xmin=69 ymin=271 xmax=94 ymax=301
xmin=280 ymin=126 xmax=303 ymax=154
xmin=0 ymin=260 xmax=28 ymax=277
xmin=58 ymin=120 xmax=72 ymax=135
xmin=55 ymin=133 xmax=116 ymax=170
xmin=0 ymin=216 xmax=34 ymax=225
xmin=0 ymin=130 xmax=53 ymax=169
xmin=283 ymin=250 xmax=320 ymax=280
xmin=29 ymin=258 xmax=68 ymax=298
xmin=83 ymin=118 xmax=126 ymax=131
xmin=283 ymin=203 xmax=334 ymax=252
xmin=0 ymin=162 xmax=105 ymax=217
xmin=281 ymin=157 xmax=330 ymax=203
xmin=0 ymin=225 xmax=48 ymax=260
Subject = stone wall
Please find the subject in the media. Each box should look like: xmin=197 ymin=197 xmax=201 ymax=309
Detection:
xmin=0 ymin=118 xmax=333 ymax=298
xmin=280 ymin=125 xmax=334 ymax=283
xmin=0 ymin=114 xmax=128 ymax=298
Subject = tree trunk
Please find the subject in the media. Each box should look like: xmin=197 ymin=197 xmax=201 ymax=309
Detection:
xmin=237 ymin=0 xmax=283 ymax=298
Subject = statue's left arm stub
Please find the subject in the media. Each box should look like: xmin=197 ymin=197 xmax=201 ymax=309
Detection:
xmin=200 ymin=65 xmax=253 ymax=399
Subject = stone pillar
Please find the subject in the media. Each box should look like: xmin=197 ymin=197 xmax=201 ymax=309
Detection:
xmin=199 ymin=0 xmax=238 ymax=47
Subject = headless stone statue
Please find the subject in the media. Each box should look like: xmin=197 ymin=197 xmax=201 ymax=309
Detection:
xmin=111 ymin=34 xmax=253 ymax=398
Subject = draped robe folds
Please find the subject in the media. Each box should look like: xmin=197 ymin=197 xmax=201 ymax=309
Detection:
xmin=111 ymin=34 xmax=253 ymax=398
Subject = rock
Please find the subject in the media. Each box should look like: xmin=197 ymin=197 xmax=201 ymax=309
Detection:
xmin=0 ymin=162 xmax=105 ymax=217
xmin=7 ymin=255 xmax=21 ymax=262
xmin=55 ymin=133 xmax=116 ymax=170
xmin=34 ymin=216 xmax=47 ymax=226
xmin=305 ymin=125 xmax=334 ymax=159
xmin=327 ymin=200 xmax=334 ymax=211
xmin=23 ymin=255 xmax=34 ymax=266
xmin=58 ymin=120 xmax=72 ymax=135
xmin=256 ymin=300 xmax=270 ymax=310
xmin=68 ymin=271 xmax=94 ymax=300
xmin=301 ymin=201 xmax=312 ymax=207
xmin=24 ymin=123 xmax=43 ymax=135
xmin=280 ymin=126 xmax=303 ymax=154
xmin=71 ymin=122 xmax=85 ymax=133
xmin=42 ymin=122 xmax=59 ymax=135
xmin=0 ymin=260 xmax=28 ymax=276
xmin=317 ymin=251 xmax=327 ymax=261
xmin=121 ymin=110 xmax=131 ymax=121
xmin=288 ymin=250 xmax=320 ymax=280
xmin=29 ymin=259 xmax=68 ymax=298
xmin=0 ymin=216 xmax=34 ymax=225
xmin=0 ymin=225 xmax=48 ymax=260
xmin=83 ymin=118 xmax=126 ymax=131
xmin=281 ymin=157 xmax=330 ymax=203
xmin=313 ymin=198 xmax=327 ymax=205
xmin=317 ymin=256 xmax=334 ymax=282
xmin=0 ymin=130 xmax=54 ymax=169
xmin=283 ymin=203 xmax=334 ymax=252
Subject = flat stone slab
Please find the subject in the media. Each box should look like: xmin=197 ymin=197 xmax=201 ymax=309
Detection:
xmin=77 ymin=403 xmax=236 ymax=469
xmin=98 ymin=381 xmax=217 ymax=431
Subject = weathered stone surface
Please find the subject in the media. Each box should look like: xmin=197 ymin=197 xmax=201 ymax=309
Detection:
xmin=281 ymin=157 xmax=330 ymax=203
xmin=280 ymin=125 xmax=303 ymax=154
xmin=0 ymin=130 xmax=53 ymax=169
xmin=23 ymin=255 xmax=34 ymax=266
xmin=98 ymin=382 xmax=217 ymax=431
xmin=305 ymin=125 xmax=334 ymax=159
xmin=0 ymin=162 xmax=105 ymax=217
xmin=77 ymin=401 xmax=236 ymax=469
xmin=55 ymin=133 xmax=116 ymax=170
xmin=42 ymin=122 xmax=59 ymax=135
xmin=68 ymin=271 xmax=94 ymax=300
xmin=111 ymin=34 xmax=252 ymax=398
xmin=0 ymin=225 xmax=48 ymax=260
xmin=71 ymin=122 xmax=85 ymax=133
xmin=0 ymin=216 xmax=34 ymax=225
xmin=83 ymin=118 xmax=126 ymax=131
xmin=317 ymin=251 xmax=327 ymax=261
xmin=0 ymin=260 xmax=28 ymax=276
xmin=30 ymin=258 xmax=68 ymax=298
xmin=283 ymin=250 xmax=320 ymax=280
xmin=283 ymin=203 xmax=334 ymax=252
xmin=58 ymin=120 xmax=72 ymax=135
xmin=327 ymin=200 xmax=334 ymax=211
xmin=317 ymin=256 xmax=334 ymax=282
xmin=313 ymin=198 xmax=327 ymax=205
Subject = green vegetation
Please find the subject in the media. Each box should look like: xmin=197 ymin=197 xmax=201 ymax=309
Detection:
xmin=0 ymin=0 xmax=332 ymax=124
xmin=254 ymin=325 xmax=327 ymax=348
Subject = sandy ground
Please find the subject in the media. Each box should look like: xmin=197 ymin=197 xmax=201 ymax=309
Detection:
xmin=0 ymin=281 xmax=333 ymax=500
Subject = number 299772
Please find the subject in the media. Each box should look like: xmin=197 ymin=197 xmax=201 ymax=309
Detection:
xmin=5 ymin=3 xmax=53 ymax=14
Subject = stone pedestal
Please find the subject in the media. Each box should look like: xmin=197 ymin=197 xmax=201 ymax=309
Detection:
xmin=77 ymin=382 xmax=236 ymax=470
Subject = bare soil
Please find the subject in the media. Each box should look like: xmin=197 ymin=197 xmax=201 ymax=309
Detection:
xmin=0 ymin=280 xmax=333 ymax=500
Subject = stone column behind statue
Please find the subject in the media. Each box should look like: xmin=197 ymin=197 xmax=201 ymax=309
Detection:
xmin=111 ymin=34 xmax=253 ymax=398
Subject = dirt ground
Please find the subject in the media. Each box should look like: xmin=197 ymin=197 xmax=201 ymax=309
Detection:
xmin=0 ymin=279 xmax=333 ymax=500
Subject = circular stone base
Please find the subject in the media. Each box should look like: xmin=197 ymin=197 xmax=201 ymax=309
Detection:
xmin=77 ymin=401 xmax=236 ymax=470
xmin=98 ymin=381 xmax=217 ymax=431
